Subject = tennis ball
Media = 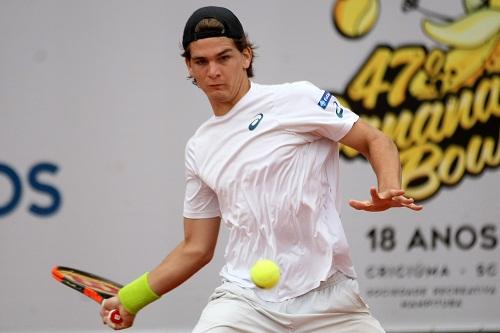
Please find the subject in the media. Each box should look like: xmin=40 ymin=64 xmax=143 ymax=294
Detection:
xmin=250 ymin=259 xmax=280 ymax=289
xmin=333 ymin=0 xmax=380 ymax=38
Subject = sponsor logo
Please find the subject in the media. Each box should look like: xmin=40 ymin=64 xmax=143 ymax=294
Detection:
xmin=331 ymin=0 xmax=500 ymax=201
xmin=318 ymin=91 xmax=332 ymax=109
xmin=0 ymin=162 xmax=62 ymax=218
xmin=248 ymin=113 xmax=264 ymax=130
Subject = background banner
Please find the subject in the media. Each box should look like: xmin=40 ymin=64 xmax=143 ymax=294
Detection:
xmin=1 ymin=1 xmax=498 ymax=332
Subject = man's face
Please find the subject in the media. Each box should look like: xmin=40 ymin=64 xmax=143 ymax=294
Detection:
xmin=185 ymin=37 xmax=252 ymax=106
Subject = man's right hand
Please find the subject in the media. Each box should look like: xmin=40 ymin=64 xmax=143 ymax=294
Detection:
xmin=100 ymin=296 xmax=135 ymax=330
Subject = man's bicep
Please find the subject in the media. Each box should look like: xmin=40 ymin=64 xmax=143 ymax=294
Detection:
xmin=183 ymin=216 xmax=221 ymax=250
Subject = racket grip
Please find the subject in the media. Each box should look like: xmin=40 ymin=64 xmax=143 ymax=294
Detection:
xmin=109 ymin=309 xmax=123 ymax=324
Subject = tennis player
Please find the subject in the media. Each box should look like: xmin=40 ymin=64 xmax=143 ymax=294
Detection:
xmin=100 ymin=6 xmax=422 ymax=332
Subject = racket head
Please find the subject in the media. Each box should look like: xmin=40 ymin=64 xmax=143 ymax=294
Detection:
xmin=51 ymin=266 xmax=123 ymax=304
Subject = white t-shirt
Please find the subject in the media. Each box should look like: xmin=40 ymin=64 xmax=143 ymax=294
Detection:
xmin=183 ymin=81 xmax=359 ymax=302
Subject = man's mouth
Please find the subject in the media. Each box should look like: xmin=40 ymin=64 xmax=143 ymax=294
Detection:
xmin=207 ymin=84 xmax=225 ymax=91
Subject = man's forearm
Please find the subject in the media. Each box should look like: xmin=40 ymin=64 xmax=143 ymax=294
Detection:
xmin=365 ymin=134 xmax=402 ymax=192
xmin=148 ymin=240 xmax=214 ymax=296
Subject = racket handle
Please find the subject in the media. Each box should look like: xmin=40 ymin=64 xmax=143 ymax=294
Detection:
xmin=109 ymin=309 xmax=123 ymax=324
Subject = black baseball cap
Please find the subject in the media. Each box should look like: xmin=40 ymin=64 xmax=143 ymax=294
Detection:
xmin=182 ymin=6 xmax=245 ymax=49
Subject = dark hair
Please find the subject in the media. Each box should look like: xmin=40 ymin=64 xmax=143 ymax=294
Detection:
xmin=181 ymin=18 xmax=256 ymax=80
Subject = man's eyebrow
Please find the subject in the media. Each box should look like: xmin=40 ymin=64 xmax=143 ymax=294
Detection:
xmin=217 ymin=48 xmax=234 ymax=56
xmin=192 ymin=48 xmax=235 ymax=60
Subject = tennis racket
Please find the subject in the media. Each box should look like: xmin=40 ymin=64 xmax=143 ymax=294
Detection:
xmin=51 ymin=266 xmax=123 ymax=324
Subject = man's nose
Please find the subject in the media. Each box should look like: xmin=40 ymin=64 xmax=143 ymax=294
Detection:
xmin=207 ymin=62 xmax=221 ymax=78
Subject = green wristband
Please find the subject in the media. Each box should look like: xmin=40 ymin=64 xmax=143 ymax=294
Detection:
xmin=118 ymin=272 xmax=160 ymax=315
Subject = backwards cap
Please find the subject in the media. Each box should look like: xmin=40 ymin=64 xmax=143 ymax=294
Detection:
xmin=182 ymin=6 xmax=245 ymax=49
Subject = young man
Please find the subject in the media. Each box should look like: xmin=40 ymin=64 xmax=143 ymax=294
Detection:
xmin=100 ymin=6 xmax=422 ymax=332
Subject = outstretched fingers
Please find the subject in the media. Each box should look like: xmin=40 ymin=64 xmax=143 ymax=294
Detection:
xmin=400 ymin=201 xmax=424 ymax=211
xmin=351 ymin=187 xmax=423 ymax=212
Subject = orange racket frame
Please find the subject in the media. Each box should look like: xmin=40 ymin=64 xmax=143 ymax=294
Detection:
xmin=51 ymin=266 xmax=123 ymax=324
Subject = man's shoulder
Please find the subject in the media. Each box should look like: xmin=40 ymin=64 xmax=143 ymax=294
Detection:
xmin=186 ymin=116 xmax=214 ymax=144
xmin=261 ymin=81 xmax=324 ymax=104
xmin=254 ymin=80 xmax=318 ymax=93
xmin=251 ymin=81 xmax=320 ymax=106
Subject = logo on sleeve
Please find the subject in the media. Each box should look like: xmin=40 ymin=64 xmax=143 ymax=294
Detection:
xmin=317 ymin=91 xmax=332 ymax=109
xmin=248 ymin=113 xmax=264 ymax=131
xmin=333 ymin=101 xmax=344 ymax=118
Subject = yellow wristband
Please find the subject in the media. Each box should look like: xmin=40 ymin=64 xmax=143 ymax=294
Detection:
xmin=118 ymin=272 xmax=160 ymax=315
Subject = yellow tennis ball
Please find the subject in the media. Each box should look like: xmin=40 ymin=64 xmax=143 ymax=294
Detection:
xmin=250 ymin=259 xmax=280 ymax=289
xmin=333 ymin=0 xmax=380 ymax=38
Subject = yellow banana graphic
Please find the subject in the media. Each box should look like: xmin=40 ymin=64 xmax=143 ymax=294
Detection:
xmin=422 ymin=8 xmax=500 ymax=48
xmin=441 ymin=35 xmax=499 ymax=93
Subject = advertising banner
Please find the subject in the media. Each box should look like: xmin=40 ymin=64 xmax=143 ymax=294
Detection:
xmin=330 ymin=0 xmax=500 ymax=331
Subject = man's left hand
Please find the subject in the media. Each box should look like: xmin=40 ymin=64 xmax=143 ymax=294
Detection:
xmin=349 ymin=187 xmax=423 ymax=212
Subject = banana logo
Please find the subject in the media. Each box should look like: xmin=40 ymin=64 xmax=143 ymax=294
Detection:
xmin=331 ymin=0 xmax=500 ymax=201
xmin=423 ymin=7 xmax=500 ymax=48
xmin=410 ymin=0 xmax=500 ymax=97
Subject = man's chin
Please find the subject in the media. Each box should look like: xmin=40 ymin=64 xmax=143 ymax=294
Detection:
xmin=207 ymin=91 xmax=229 ymax=101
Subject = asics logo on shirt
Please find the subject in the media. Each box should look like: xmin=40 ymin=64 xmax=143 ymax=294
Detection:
xmin=248 ymin=113 xmax=264 ymax=131
xmin=333 ymin=101 xmax=344 ymax=118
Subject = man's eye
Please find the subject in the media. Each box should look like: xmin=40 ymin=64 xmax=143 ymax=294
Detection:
xmin=195 ymin=59 xmax=206 ymax=65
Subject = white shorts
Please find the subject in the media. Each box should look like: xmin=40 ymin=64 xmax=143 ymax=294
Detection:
xmin=193 ymin=272 xmax=385 ymax=333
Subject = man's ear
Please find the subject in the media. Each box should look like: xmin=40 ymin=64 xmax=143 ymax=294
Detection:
xmin=185 ymin=58 xmax=193 ymax=76
xmin=242 ymin=47 xmax=252 ymax=70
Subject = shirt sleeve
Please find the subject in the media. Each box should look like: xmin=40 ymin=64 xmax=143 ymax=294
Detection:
xmin=278 ymin=81 xmax=359 ymax=142
xmin=183 ymin=138 xmax=221 ymax=219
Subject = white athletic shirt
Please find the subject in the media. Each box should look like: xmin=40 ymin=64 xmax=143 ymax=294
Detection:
xmin=183 ymin=81 xmax=359 ymax=302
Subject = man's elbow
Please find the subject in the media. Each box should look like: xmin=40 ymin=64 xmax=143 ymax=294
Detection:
xmin=185 ymin=243 xmax=216 ymax=266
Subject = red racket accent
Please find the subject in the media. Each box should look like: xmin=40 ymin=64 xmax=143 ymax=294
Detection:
xmin=51 ymin=266 xmax=124 ymax=324
xmin=83 ymin=288 xmax=103 ymax=303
